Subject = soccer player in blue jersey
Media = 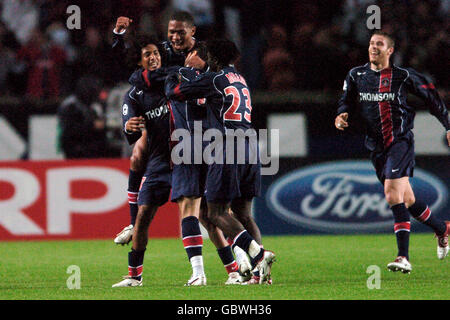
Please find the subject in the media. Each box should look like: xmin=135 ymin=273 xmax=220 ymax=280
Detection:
xmin=165 ymin=39 xmax=276 ymax=284
xmin=112 ymin=36 xmax=171 ymax=287
xmin=113 ymin=12 xmax=198 ymax=245
xmin=164 ymin=42 xmax=244 ymax=285
xmin=112 ymin=13 xmax=199 ymax=247
xmin=335 ymin=30 xmax=450 ymax=273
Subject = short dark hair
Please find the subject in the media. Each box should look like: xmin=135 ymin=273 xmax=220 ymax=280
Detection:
xmin=371 ymin=30 xmax=395 ymax=48
xmin=170 ymin=11 xmax=195 ymax=26
xmin=126 ymin=34 xmax=164 ymax=68
xmin=206 ymin=39 xmax=240 ymax=68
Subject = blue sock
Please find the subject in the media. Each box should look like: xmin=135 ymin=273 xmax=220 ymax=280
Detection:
xmin=391 ymin=203 xmax=411 ymax=260
xmin=128 ymin=248 xmax=145 ymax=281
xmin=181 ymin=216 xmax=203 ymax=260
xmin=217 ymin=246 xmax=239 ymax=274
xmin=409 ymin=200 xmax=446 ymax=235
xmin=128 ymin=170 xmax=142 ymax=226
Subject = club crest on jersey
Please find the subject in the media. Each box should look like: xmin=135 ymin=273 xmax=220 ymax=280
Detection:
xmin=381 ymin=78 xmax=390 ymax=87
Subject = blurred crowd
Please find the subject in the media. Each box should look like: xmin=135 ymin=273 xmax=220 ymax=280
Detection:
xmin=259 ymin=0 xmax=449 ymax=92
xmin=1 ymin=0 xmax=448 ymax=98
xmin=0 ymin=0 xmax=448 ymax=158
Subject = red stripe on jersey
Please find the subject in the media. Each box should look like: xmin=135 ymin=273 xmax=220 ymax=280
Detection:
xmin=394 ymin=222 xmax=411 ymax=233
xmin=378 ymin=68 xmax=394 ymax=148
xmin=128 ymin=265 xmax=143 ymax=277
xmin=139 ymin=176 xmax=146 ymax=191
xmin=182 ymin=235 xmax=203 ymax=248
xmin=174 ymin=84 xmax=185 ymax=100
xmin=167 ymin=101 xmax=176 ymax=148
xmin=420 ymin=83 xmax=435 ymax=90
xmin=142 ymin=70 xmax=151 ymax=87
xmin=417 ymin=207 xmax=431 ymax=222
xmin=167 ymin=101 xmax=176 ymax=170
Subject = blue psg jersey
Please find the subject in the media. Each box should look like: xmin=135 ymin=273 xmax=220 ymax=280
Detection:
xmin=142 ymin=66 xmax=208 ymax=133
xmin=165 ymin=66 xmax=254 ymax=134
xmin=167 ymin=67 xmax=207 ymax=133
xmin=338 ymin=63 xmax=449 ymax=152
xmin=122 ymin=69 xmax=171 ymax=174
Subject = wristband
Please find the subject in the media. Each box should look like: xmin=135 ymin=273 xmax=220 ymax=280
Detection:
xmin=113 ymin=28 xmax=126 ymax=35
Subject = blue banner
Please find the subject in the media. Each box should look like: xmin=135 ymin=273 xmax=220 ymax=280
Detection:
xmin=254 ymin=157 xmax=449 ymax=235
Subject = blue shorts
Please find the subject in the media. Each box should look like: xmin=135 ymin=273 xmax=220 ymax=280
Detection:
xmin=170 ymin=136 xmax=208 ymax=202
xmin=205 ymin=162 xmax=261 ymax=203
xmin=137 ymin=172 xmax=171 ymax=206
xmin=204 ymin=136 xmax=261 ymax=202
xmin=370 ymin=131 xmax=415 ymax=184
xmin=171 ymin=162 xmax=207 ymax=202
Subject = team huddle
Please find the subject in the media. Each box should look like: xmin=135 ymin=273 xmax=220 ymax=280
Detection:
xmin=112 ymin=11 xmax=274 ymax=287
xmin=110 ymin=12 xmax=449 ymax=288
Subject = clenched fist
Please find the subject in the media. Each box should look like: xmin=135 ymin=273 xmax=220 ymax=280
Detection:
xmin=114 ymin=16 xmax=133 ymax=33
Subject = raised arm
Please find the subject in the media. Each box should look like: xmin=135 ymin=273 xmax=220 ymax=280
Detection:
xmin=111 ymin=17 xmax=133 ymax=64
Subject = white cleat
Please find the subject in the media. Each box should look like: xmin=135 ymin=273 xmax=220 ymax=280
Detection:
xmin=112 ymin=276 xmax=142 ymax=287
xmin=387 ymin=256 xmax=412 ymax=274
xmin=255 ymin=250 xmax=276 ymax=284
xmin=436 ymin=221 xmax=449 ymax=260
xmin=238 ymin=255 xmax=252 ymax=282
xmin=225 ymin=272 xmax=242 ymax=285
xmin=185 ymin=275 xmax=207 ymax=286
xmin=114 ymin=224 xmax=134 ymax=245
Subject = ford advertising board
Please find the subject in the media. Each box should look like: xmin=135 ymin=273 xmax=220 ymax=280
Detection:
xmin=254 ymin=158 xmax=449 ymax=235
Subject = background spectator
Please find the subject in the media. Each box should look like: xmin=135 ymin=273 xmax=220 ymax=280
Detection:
xmin=57 ymin=76 xmax=109 ymax=159
xmin=262 ymin=25 xmax=296 ymax=91
xmin=16 ymin=27 xmax=66 ymax=100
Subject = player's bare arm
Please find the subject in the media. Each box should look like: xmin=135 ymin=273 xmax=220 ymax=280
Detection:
xmin=114 ymin=16 xmax=133 ymax=33
xmin=335 ymin=112 xmax=349 ymax=131
xmin=125 ymin=116 xmax=145 ymax=132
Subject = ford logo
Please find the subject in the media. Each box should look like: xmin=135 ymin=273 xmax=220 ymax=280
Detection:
xmin=266 ymin=160 xmax=448 ymax=233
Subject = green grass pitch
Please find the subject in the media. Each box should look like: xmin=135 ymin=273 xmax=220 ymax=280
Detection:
xmin=0 ymin=234 xmax=448 ymax=300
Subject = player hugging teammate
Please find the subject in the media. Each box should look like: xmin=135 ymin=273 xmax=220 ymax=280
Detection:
xmin=111 ymin=11 xmax=275 ymax=287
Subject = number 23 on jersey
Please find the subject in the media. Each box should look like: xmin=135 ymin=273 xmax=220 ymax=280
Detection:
xmin=223 ymin=86 xmax=252 ymax=123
